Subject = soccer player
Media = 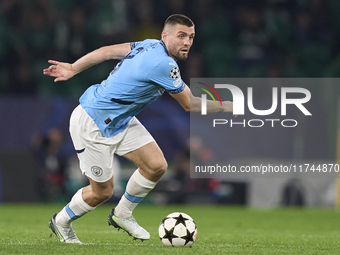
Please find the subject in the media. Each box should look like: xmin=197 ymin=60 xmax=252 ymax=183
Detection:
xmin=43 ymin=14 xmax=233 ymax=243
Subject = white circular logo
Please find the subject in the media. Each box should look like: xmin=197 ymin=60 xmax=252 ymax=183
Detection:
xmin=91 ymin=166 xmax=103 ymax=177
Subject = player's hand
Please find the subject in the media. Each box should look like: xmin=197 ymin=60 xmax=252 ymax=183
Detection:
xmin=43 ymin=60 xmax=75 ymax=82
xmin=222 ymin=101 xmax=233 ymax=113
xmin=222 ymin=101 xmax=237 ymax=117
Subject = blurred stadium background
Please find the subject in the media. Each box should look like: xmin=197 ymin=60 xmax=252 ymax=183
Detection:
xmin=0 ymin=0 xmax=340 ymax=207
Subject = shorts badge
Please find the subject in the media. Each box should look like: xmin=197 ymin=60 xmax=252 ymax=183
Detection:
xmin=91 ymin=166 xmax=103 ymax=177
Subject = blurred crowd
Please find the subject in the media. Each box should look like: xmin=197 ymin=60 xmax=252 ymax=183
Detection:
xmin=1 ymin=0 xmax=340 ymax=98
xmin=2 ymin=0 xmax=335 ymax=204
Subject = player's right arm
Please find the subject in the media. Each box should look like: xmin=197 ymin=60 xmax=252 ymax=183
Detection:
xmin=43 ymin=43 xmax=131 ymax=82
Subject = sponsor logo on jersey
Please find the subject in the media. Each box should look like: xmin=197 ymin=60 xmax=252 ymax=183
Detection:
xmin=173 ymin=78 xmax=182 ymax=87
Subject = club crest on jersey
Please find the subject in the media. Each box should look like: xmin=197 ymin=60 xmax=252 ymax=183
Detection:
xmin=169 ymin=67 xmax=180 ymax=80
xmin=91 ymin=166 xmax=103 ymax=177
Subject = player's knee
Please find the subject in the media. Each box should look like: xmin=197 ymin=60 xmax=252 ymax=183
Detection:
xmin=102 ymin=188 xmax=114 ymax=201
xmin=93 ymin=186 xmax=113 ymax=203
xmin=160 ymin=160 xmax=168 ymax=174
xmin=152 ymin=159 xmax=168 ymax=178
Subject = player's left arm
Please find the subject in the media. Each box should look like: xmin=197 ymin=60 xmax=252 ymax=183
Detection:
xmin=170 ymin=85 xmax=233 ymax=113
xmin=148 ymin=58 xmax=232 ymax=113
xmin=43 ymin=43 xmax=131 ymax=82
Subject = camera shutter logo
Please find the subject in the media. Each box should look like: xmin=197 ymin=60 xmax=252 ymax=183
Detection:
xmin=197 ymin=82 xmax=222 ymax=115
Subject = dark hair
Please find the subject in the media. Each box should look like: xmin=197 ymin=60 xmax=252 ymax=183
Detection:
xmin=164 ymin=14 xmax=194 ymax=28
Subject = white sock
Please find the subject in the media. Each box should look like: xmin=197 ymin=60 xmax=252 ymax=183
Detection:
xmin=114 ymin=169 xmax=157 ymax=218
xmin=55 ymin=188 xmax=96 ymax=226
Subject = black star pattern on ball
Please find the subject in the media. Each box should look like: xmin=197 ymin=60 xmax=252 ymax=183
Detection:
xmin=162 ymin=226 xmax=178 ymax=244
xmin=161 ymin=217 xmax=169 ymax=225
xmin=182 ymin=228 xmax=195 ymax=246
xmin=173 ymin=213 xmax=189 ymax=226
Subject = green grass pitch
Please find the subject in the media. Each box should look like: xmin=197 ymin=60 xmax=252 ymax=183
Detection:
xmin=0 ymin=204 xmax=340 ymax=254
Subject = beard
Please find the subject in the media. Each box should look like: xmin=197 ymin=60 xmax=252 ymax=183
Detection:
xmin=168 ymin=46 xmax=189 ymax=61
xmin=177 ymin=51 xmax=189 ymax=61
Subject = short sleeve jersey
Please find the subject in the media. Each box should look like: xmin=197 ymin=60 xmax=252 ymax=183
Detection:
xmin=79 ymin=39 xmax=185 ymax=137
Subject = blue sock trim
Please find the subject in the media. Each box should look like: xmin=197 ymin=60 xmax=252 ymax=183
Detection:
xmin=124 ymin=191 xmax=143 ymax=203
xmin=65 ymin=205 xmax=79 ymax=220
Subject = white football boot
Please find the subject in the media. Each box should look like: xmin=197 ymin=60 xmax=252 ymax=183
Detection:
xmin=49 ymin=213 xmax=82 ymax=244
xmin=108 ymin=208 xmax=150 ymax=241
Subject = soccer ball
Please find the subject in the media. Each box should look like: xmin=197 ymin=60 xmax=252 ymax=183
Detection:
xmin=158 ymin=212 xmax=197 ymax=247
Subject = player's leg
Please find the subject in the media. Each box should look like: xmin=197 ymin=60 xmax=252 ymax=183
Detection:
xmin=124 ymin=140 xmax=167 ymax=181
xmin=56 ymin=176 xmax=114 ymax=225
xmin=82 ymin=176 xmax=114 ymax=206
xmin=115 ymin=141 xmax=167 ymax=218
xmin=49 ymin=105 xmax=116 ymax=243
xmin=108 ymin=117 xmax=167 ymax=240
xmin=50 ymin=177 xmax=113 ymax=243
xmin=54 ymin=177 xmax=114 ymax=223
xmin=108 ymin=141 xmax=166 ymax=240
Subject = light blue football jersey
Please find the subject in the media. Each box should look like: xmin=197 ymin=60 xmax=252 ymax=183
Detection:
xmin=79 ymin=39 xmax=185 ymax=137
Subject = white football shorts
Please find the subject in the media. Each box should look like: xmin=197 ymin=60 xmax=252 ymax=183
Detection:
xmin=69 ymin=104 xmax=155 ymax=183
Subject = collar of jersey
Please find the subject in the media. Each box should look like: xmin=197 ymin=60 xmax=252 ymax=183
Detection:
xmin=160 ymin=40 xmax=169 ymax=56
